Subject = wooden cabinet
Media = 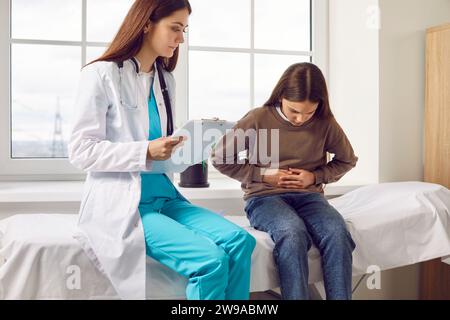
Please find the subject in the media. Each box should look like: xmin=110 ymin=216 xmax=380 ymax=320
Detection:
xmin=420 ymin=23 xmax=450 ymax=300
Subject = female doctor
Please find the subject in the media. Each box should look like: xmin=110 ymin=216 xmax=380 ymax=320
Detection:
xmin=68 ymin=0 xmax=255 ymax=300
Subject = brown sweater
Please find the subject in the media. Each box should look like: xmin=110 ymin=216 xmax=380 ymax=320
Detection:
xmin=211 ymin=106 xmax=358 ymax=200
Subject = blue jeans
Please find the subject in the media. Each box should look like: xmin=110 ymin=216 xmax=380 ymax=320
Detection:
xmin=139 ymin=198 xmax=256 ymax=300
xmin=244 ymin=192 xmax=356 ymax=300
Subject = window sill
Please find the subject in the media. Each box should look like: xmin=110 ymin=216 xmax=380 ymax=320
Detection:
xmin=0 ymin=177 xmax=362 ymax=203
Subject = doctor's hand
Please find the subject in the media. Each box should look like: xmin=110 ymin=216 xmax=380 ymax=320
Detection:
xmin=277 ymin=168 xmax=316 ymax=189
xmin=147 ymin=136 xmax=186 ymax=161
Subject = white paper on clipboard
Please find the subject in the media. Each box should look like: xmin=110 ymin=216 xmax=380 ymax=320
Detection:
xmin=150 ymin=118 xmax=236 ymax=173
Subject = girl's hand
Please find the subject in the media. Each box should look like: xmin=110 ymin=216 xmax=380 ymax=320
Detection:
xmin=147 ymin=136 xmax=186 ymax=161
xmin=278 ymin=168 xmax=316 ymax=189
xmin=262 ymin=169 xmax=292 ymax=188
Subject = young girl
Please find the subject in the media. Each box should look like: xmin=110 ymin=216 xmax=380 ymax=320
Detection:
xmin=69 ymin=0 xmax=255 ymax=300
xmin=212 ymin=62 xmax=357 ymax=300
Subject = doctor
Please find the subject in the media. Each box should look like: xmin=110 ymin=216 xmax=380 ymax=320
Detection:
xmin=68 ymin=0 xmax=256 ymax=300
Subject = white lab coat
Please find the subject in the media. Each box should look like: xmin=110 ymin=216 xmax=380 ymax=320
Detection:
xmin=68 ymin=58 xmax=176 ymax=300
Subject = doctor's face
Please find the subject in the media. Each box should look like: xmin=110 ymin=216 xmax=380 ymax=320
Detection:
xmin=145 ymin=8 xmax=189 ymax=58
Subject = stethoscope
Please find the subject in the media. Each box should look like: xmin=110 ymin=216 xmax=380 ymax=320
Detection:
xmin=117 ymin=57 xmax=174 ymax=135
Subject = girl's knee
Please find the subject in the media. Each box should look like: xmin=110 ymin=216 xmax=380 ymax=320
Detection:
xmin=320 ymin=222 xmax=355 ymax=251
xmin=274 ymin=228 xmax=312 ymax=252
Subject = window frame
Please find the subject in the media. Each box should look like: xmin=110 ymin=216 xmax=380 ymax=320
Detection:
xmin=0 ymin=0 xmax=329 ymax=181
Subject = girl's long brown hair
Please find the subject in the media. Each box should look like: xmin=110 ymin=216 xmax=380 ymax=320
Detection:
xmin=263 ymin=62 xmax=333 ymax=119
xmin=87 ymin=0 xmax=191 ymax=72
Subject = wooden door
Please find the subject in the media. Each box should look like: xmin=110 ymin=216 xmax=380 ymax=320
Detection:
xmin=420 ymin=23 xmax=450 ymax=300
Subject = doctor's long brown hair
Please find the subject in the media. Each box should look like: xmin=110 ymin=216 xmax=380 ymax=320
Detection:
xmin=264 ymin=62 xmax=334 ymax=120
xmin=87 ymin=0 xmax=191 ymax=72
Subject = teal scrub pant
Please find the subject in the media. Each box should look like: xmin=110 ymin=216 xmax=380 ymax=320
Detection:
xmin=139 ymin=198 xmax=256 ymax=300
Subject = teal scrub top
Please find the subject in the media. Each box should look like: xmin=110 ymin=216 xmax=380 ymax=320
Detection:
xmin=140 ymin=83 xmax=178 ymax=209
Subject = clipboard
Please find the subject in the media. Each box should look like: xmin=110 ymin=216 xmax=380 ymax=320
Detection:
xmin=150 ymin=118 xmax=236 ymax=173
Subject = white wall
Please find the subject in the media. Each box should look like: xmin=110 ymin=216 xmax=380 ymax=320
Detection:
xmin=329 ymin=0 xmax=380 ymax=186
xmin=329 ymin=0 xmax=450 ymax=185
xmin=379 ymin=0 xmax=450 ymax=182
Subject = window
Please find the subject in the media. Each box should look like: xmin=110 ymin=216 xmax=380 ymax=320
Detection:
xmin=0 ymin=0 xmax=134 ymax=177
xmin=187 ymin=0 xmax=316 ymax=121
xmin=10 ymin=0 xmax=133 ymax=159
xmin=0 ymin=0 xmax=328 ymax=179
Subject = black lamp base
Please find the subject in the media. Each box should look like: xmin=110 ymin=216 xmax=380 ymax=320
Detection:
xmin=178 ymin=182 xmax=210 ymax=188
xmin=178 ymin=162 xmax=209 ymax=188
